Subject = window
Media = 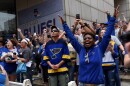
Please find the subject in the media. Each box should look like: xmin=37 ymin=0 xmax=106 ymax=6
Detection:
xmin=0 ymin=0 xmax=16 ymax=38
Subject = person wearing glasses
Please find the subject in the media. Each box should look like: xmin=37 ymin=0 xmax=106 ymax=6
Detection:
xmin=43 ymin=26 xmax=70 ymax=86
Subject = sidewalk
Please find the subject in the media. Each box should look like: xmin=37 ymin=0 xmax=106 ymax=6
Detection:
xmin=33 ymin=75 xmax=46 ymax=86
xmin=33 ymin=72 xmax=130 ymax=86
xmin=120 ymin=72 xmax=130 ymax=82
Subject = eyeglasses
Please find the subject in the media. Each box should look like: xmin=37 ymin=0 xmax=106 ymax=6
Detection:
xmin=51 ymin=30 xmax=59 ymax=32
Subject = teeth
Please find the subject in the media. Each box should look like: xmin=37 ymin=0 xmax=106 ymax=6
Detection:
xmin=86 ymin=42 xmax=89 ymax=44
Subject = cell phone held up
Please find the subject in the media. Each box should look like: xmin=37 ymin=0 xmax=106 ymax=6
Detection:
xmin=76 ymin=14 xmax=80 ymax=19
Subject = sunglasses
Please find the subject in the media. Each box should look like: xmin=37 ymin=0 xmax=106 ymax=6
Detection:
xmin=51 ymin=30 xmax=59 ymax=32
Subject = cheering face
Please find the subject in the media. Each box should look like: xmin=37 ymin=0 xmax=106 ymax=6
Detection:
xmin=20 ymin=42 xmax=27 ymax=48
xmin=6 ymin=40 xmax=13 ymax=49
xmin=83 ymin=34 xmax=95 ymax=48
xmin=100 ymin=29 xmax=106 ymax=38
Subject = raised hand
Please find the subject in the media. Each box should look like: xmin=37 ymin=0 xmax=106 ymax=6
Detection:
xmin=114 ymin=5 xmax=120 ymax=18
xmin=58 ymin=15 xmax=65 ymax=24
xmin=105 ymin=11 xmax=110 ymax=15
xmin=17 ymin=28 xmax=21 ymax=32
xmin=79 ymin=19 xmax=84 ymax=26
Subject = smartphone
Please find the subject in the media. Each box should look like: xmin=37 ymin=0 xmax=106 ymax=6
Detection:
xmin=76 ymin=14 xmax=80 ymax=19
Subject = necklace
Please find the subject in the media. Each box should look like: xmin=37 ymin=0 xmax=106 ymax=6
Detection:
xmin=85 ymin=53 xmax=89 ymax=63
xmin=84 ymin=46 xmax=95 ymax=63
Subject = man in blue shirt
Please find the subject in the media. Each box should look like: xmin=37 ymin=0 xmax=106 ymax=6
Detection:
xmin=43 ymin=26 xmax=70 ymax=86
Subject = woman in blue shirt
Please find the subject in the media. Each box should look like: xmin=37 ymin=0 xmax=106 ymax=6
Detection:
xmin=58 ymin=8 xmax=118 ymax=85
xmin=1 ymin=39 xmax=18 ymax=81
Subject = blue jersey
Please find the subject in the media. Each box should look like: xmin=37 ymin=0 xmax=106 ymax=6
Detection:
xmin=0 ymin=46 xmax=8 ymax=67
xmin=0 ymin=46 xmax=7 ymax=57
xmin=62 ymin=17 xmax=116 ymax=84
xmin=43 ymin=39 xmax=70 ymax=75
xmin=2 ymin=48 xmax=18 ymax=73
xmin=0 ymin=73 xmax=6 ymax=86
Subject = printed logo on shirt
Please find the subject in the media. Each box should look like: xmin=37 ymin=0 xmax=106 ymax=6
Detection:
xmin=50 ymin=48 xmax=62 ymax=59
xmin=92 ymin=52 xmax=95 ymax=55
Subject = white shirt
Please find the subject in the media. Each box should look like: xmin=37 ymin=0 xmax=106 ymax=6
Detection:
xmin=102 ymin=51 xmax=114 ymax=63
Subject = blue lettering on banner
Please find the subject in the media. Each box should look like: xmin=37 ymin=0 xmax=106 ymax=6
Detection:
xmin=24 ymin=18 xmax=56 ymax=35
xmin=41 ymin=22 xmax=46 ymax=33
xmin=34 ymin=26 xmax=36 ymax=32
xmin=47 ymin=20 xmax=52 ymax=27
xmin=53 ymin=18 xmax=56 ymax=26
xmin=38 ymin=24 xmax=40 ymax=34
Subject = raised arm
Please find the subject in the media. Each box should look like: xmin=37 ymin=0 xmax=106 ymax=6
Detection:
xmin=79 ymin=20 xmax=96 ymax=35
xmin=99 ymin=7 xmax=119 ymax=55
xmin=59 ymin=16 xmax=83 ymax=53
xmin=99 ymin=16 xmax=116 ymax=54
xmin=105 ymin=11 xmax=111 ymax=22
xmin=17 ymin=28 xmax=25 ymax=39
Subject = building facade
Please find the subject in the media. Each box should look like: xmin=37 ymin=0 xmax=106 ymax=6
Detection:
xmin=16 ymin=0 xmax=115 ymax=35
xmin=115 ymin=0 xmax=130 ymax=21
xmin=0 ymin=0 xmax=130 ymax=36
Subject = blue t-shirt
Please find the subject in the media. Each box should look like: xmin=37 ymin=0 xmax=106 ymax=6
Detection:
xmin=0 ymin=73 xmax=6 ymax=86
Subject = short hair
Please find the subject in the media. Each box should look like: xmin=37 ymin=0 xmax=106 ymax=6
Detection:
xmin=10 ymin=39 xmax=17 ymax=46
xmin=51 ymin=26 xmax=59 ymax=32
xmin=83 ymin=32 xmax=96 ymax=40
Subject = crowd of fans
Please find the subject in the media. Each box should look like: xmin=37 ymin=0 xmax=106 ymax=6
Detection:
xmin=0 ymin=6 xmax=130 ymax=86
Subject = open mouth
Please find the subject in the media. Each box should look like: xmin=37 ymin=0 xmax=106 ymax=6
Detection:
xmin=85 ymin=42 xmax=90 ymax=45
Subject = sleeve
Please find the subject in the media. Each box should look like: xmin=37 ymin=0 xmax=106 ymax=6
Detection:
xmin=111 ymin=36 xmax=121 ymax=46
xmin=63 ymin=22 xmax=83 ymax=53
xmin=99 ymin=17 xmax=116 ymax=56
xmin=62 ymin=42 xmax=70 ymax=61
xmin=107 ymin=14 xmax=111 ymax=22
xmin=43 ymin=45 xmax=49 ymax=61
